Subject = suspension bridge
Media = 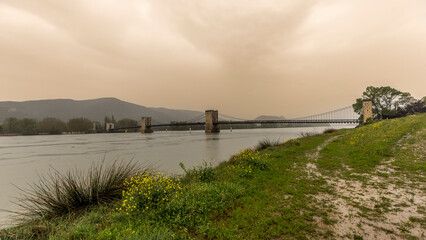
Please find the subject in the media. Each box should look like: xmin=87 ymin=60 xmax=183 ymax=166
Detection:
xmin=109 ymin=102 xmax=369 ymax=134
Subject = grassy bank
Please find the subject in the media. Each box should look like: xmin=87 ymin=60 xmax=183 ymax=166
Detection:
xmin=1 ymin=114 xmax=425 ymax=239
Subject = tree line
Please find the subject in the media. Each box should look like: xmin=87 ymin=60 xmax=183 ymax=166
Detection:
xmin=0 ymin=116 xmax=139 ymax=135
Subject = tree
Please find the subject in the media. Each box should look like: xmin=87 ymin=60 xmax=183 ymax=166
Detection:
xmin=67 ymin=118 xmax=93 ymax=133
xmin=117 ymin=118 xmax=138 ymax=132
xmin=38 ymin=118 xmax=67 ymax=134
xmin=18 ymin=118 xmax=38 ymax=135
xmin=2 ymin=117 xmax=20 ymax=133
xmin=93 ymin=121 xmax=102 ymax=132
xmin=399 ymin=98 xmax=426 ymax=116
xmin=353 ymin=86 xmax=414 ymax=120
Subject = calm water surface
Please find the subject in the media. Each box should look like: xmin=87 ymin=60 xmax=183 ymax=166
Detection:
xmin=0 ymin=126 xmax=355 ymax=227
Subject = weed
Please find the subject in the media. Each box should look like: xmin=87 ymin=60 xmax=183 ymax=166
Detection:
xmin=119 ymin=171 xmax=182 ymax=215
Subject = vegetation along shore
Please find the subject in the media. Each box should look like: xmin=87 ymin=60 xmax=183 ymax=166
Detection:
xmin=0 ymin=113 xmax=424 ymax=239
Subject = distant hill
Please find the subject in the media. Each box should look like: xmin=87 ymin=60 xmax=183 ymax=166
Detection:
xmin=254 ymin=115 xmax=286 ymax=121
xmin=0 ymin=98 xmax=203 ymax=124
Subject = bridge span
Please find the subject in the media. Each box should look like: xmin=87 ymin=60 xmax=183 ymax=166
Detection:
xmin=110 ymin=101 xmax=372 ymax=134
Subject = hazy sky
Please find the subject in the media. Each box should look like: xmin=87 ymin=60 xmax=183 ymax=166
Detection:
xmin=0 ymin=0 xmax=425 ymax=118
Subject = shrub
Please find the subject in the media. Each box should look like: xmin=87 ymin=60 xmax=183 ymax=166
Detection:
xmin=254 ymin=138 xmax=281 ymax=151
xmin=323 ymin=128 xmax=338 ymax=134
xmin=15 ymin=160 xmax=142 ymax=220
xmin=363 ymin=117 xmax=374 ymax=125
xmin=119 ymin=171 xmax=182 ymax=215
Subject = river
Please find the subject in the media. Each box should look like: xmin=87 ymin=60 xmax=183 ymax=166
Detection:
xmin=0 ymin=126 xmax=355 ymax=227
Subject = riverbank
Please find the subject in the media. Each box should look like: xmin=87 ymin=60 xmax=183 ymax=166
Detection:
xmin=1 ymin=114 xmax=424 ymax=239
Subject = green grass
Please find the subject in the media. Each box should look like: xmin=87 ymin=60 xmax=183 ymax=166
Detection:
xmin=1 ymin=113 xmax=424 ymax=239
xmin=318 ymin=114 xmax=425 ymax=177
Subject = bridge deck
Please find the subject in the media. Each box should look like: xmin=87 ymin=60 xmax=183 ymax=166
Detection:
xmin=113 ymin=119 xmax=360 ymax=130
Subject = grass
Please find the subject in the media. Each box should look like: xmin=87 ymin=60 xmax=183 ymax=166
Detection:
xmin=298 ymin=131 xmax=317 ymax=138
xmin=317 ymin=114 xmax=425 ymax=176
xmin=1 ymin=113 xmax=424 ymax=239
xmin=254 ymin=138 xmax=282 ymax=151
xmin=14 ymin=160 xmax=143 ymax=221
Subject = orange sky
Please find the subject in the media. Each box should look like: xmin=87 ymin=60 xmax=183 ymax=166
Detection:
xmin=0 ymin=0 xmax=425 ymax=118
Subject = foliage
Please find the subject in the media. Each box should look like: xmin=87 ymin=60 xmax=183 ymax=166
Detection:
xmin=1 ymin=117 xmax=38 ymax=134
xmin=117 ymin=118 xmax=138 ymax=132
xmin=227 ymin=149 xmax=271 ymax=178
xmin=37 ymin=118 xmax=67 ymax=134
xmin=254 ymin=138 xmax=281 ymax=151
xmin=323 ymin=128 xmax=339 ymax=134
xmin=15 ymin=161 xmax=142 ymax=220
xmin=352 ymin=86 xmax=414 ymax=120
xmin=119 ymin=171 xmax=182 ymax=215
xmin=67 ymin=117 xmax=93 ymax=133
xmin=399 ymin=98 xmax=426 ymax=115
xmin=19 ymin=118 xmax=38 ymax=135
xmin=2 ymin=117 xmax=20 ymax=133
xmin=117 ymin=118 xmax=137 ymax=128
xmin=179 ymin=161 xmax=216 ymax=183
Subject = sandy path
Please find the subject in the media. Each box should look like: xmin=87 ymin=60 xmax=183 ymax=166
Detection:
xmin=305 ymin=134 xmax=425 ymax=240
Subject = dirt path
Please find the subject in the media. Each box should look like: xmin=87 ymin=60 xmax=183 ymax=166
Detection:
xmin=305 ymin=134 xmax=425 ymax=240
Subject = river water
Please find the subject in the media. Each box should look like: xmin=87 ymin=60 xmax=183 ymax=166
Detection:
xmin=0 ymin=126 xmax=355 ymax=227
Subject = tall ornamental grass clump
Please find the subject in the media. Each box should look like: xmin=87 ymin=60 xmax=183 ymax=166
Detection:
xmin=16 ymin=160 xmax=142 ymax=220
xmin=254 ymin=138 xmax=281 ymax=151
xmin=119 ymin=171 xmax=182 ymax=215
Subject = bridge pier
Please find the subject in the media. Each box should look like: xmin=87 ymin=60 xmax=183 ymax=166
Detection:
xmin=141 ymin=117 xmax=153 ymax=133
xmin=205 ymin=110 xmax=220 ymax=133
xmin=362 ymin=100 xmax=373 ymax=123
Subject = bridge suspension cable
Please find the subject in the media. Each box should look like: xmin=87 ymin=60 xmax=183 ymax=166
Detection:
xmin=183 ymin=114 xmax=205 ymax=123
xmin=294 ymin=106 xmax=358 ymax=121
xmin=218 ymin=113 xmax=249 ymax=121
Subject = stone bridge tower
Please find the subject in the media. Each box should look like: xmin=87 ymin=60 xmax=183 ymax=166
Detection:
xmin=205 ymin=110 xmax=220 ymax=133
xmin=362 ymin=100 xmax=373 ymax=123
xmin=141 ymin=117 xmax=153 ymax=133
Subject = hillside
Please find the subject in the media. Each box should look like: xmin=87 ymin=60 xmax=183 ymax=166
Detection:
xmin=0 ymin=98 xmax=203 ymax=124
xmin=254 ymin=115 xmax=286 ymax=120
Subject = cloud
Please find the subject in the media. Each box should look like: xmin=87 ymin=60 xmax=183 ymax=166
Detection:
xmin=0 ymin=0 xmax=425 ymax=118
